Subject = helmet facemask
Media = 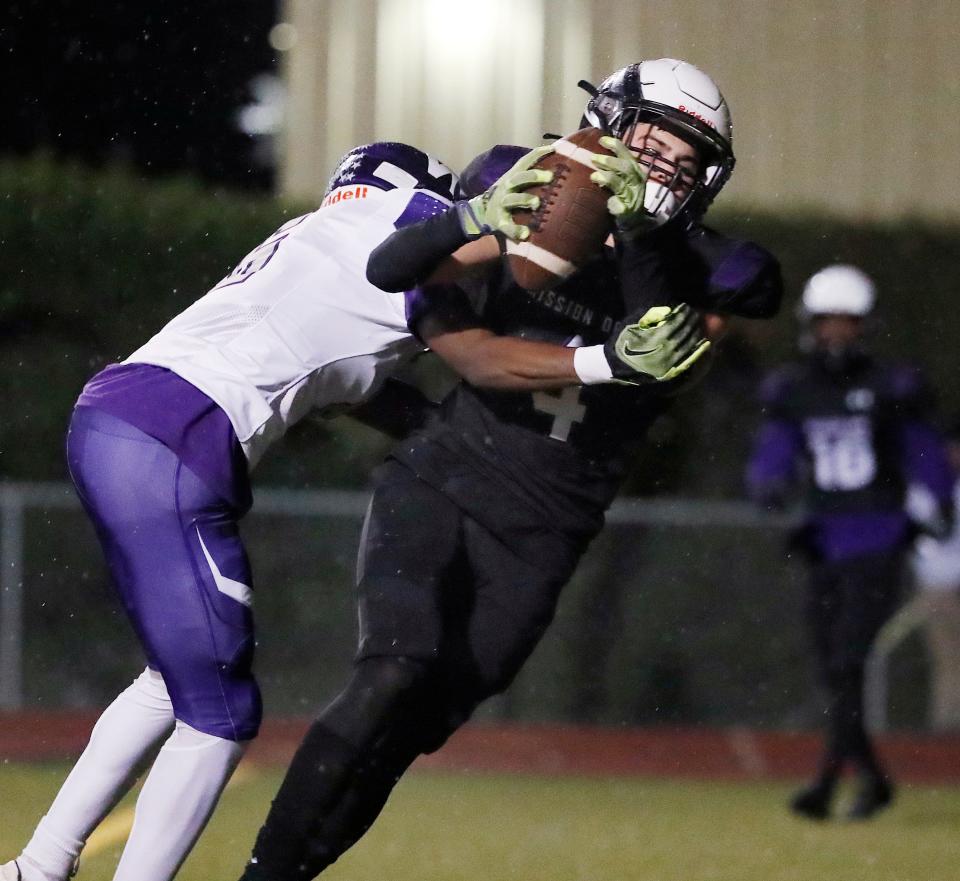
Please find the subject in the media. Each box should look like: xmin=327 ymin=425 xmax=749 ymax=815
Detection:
xmin=621 ymin=112 xmax=705 ymax=226
xmin=579 ymin=60 xmax=735 ymax=225
xmin=601 ymin=103 xmax=732 ymax=226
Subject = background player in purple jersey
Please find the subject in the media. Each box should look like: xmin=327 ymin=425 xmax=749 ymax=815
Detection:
xmin=235 ymin=59 xmax=783 ymax=881
xmin=1 ymin=142 xmax=708 ymax=881
xmin=746 ymin=264 xmax=953 ymax=820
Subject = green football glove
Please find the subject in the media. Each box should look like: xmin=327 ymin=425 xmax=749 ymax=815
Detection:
xmin=456 ymin=144 xmax=555 ymax=242
xmin=589 ymin=135 xmax=655 ymax=238
xmin=605 ymin=304 xmax=711 ymax=384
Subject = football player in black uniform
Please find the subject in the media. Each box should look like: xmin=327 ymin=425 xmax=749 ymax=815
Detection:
xmin=237 ymin=59 xmax=781 ymax=881
xmin=747 ymin=264 xmax=953 ymax=820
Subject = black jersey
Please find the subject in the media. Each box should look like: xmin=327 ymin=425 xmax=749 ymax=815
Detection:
xmin=758 ymin=353 xmax=932 ymax=514
xmin=374 ymin=196 xmax=781 ymax=556
xmin=396 ymin=253 xmax=675 ymax=550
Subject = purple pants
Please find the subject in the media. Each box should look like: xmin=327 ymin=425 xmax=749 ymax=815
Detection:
xmin=66 ymin=406 xmax=261 ymax=741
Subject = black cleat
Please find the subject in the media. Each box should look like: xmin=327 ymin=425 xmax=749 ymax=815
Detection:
xmin=789 ymin=783 xmax=833 ymax=820
xmin=847 ymin=776 xmax=894 ymax=820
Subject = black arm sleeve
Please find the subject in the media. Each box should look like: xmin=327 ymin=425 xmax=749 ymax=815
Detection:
xmin=617 ymin=223 xmax=783 ymax=320
xmin=615 ymin=229 xmax=684 ymax=315
xmin=366 ymin=207 xmax=470 ymax=293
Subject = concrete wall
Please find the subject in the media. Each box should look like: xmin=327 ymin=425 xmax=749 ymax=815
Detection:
xmin=279 ymin=0 xmax=960 ymax=222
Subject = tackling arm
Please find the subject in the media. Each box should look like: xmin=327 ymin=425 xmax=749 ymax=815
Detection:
xmin=370 ymin=217 xmax=591 ymax=391
xmin=368 ymin=142 xmax=712 ymax=391
xmin=366 ymin=144 xmax=556 ymax=293
xmin=366 ymin=208 xmax=501 ymax=293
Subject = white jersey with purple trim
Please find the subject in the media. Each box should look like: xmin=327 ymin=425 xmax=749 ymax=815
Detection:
xmin=126 ymin=184 xmax=444 ymax=467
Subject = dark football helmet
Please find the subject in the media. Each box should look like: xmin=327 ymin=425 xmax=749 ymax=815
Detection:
xmin=325 ymin=142 xmax=461 ymax=203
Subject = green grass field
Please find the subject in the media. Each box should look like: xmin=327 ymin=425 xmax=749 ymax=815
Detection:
xmin=3 ymin=763 xmax=960 ymax=881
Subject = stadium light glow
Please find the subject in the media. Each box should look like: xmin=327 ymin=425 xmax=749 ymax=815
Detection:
xmin=375 ymin=0 xmax=545 ymax=169
xmin=422 ymin=0 xmax=500 ymax=47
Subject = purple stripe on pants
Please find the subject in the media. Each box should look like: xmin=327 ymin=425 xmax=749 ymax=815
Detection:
xmin=66 ymin=406 xmax=262 ymax=741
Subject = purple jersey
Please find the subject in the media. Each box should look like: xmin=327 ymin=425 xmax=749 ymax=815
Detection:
xmin=747 ymin=353 xmax=953 ymax=560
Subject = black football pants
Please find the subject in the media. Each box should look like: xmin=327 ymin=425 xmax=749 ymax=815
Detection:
xmin=239 ymin=461 xmax=580 ymax=881
xmin=805 ymin=549 xmax=902 ymax=782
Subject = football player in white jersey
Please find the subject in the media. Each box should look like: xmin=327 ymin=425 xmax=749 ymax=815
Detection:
xmin=1 ymin=141 xmax=706 ymax=881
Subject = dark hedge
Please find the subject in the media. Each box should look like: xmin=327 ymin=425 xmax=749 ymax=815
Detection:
xmin=3 ymin=157 xmax=959 ymax=489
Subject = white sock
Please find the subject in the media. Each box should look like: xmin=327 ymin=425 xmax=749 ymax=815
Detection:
xmin=112 ymin=721 xmax=246 ymax=881
xmin=18 ymin=668 xmax=174 ymax=881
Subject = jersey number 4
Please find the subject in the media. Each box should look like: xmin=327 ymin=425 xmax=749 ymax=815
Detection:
xmin=533 ymin=388 xmax=587 ymax=442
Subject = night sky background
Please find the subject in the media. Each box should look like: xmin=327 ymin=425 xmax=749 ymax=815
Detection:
xmin=4 ymin=0 xmax=279 ymax=188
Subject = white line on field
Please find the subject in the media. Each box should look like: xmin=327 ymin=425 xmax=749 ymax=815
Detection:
xmin=83 ymin=761 xmax=259 ymax=859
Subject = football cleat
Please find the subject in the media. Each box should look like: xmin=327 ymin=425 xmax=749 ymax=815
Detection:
xmin=789 ymin=782 xmax=834 ymax=820
xmin=847 ymin=776 xmax=894 ymax=821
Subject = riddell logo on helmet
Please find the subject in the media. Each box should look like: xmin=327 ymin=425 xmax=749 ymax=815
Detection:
xmin=321 ymin=185 xmax=370 ymax=208
xmin=677 ymin=105 xmax=716 ymax=129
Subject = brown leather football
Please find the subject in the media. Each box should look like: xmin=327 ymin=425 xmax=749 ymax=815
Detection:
xmin=505 ymin=127 xmax=614 ymax=292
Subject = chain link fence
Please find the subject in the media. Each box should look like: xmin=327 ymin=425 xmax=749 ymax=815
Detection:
xmin=0 ymin=482 xmax=930 ymax=730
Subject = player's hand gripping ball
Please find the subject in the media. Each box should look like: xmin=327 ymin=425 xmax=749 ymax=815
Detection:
xmin=503 ymin=127 xmax=617 ymax=292
xmin=457 ymin=144 xmax=557 ymax=242
xmin=589 ymin=135 xmax=656 ymax=238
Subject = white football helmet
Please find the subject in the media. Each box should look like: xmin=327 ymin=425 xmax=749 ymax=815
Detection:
xmin=801 ymin=265 xmax=876 ymax=317
xmin=580 ymin=58 xmax=735 ymax=225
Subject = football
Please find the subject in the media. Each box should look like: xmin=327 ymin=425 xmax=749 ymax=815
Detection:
xmin=505 ymin=127 xmax=614 ymax=292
